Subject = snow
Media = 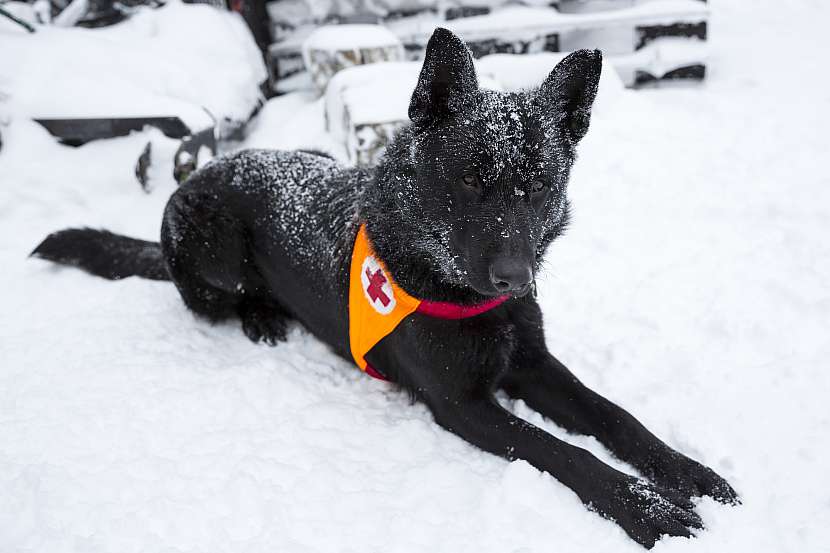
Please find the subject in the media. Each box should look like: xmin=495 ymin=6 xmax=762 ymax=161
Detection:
xmin=0 ymin=1 xmax=265 ymax=129
xmin=390 ymin=0 xmax=709 ymax=44
xmin=3 ymin=1 xmax=830 ymax=552
xmin=302 ymin=23 xmax=403 ymax=51
xmin=325 ymin=62 xmax=419 ymax=134
xmin=477 ymin=52 xmax=624 ymax=101
xmin=610 ymin=36 xmax=708 ymax=84
xmin=271 ymin=0 xmax=505 ymax=24
xmin=272 ymin=1 xmax=708 ymax=91
xmin=476 ymin=42 xmax=708 ymax=90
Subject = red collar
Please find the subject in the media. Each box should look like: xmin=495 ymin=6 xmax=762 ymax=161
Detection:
xmin=416 ymin=295 xmax=510 ymax=319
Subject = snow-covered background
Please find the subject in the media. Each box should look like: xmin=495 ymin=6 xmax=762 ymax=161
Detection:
xmin=2 ymin=1 xmax=830 ymax=551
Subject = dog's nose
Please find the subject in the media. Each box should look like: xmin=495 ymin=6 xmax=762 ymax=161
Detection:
xmin=489 ymin=258 xmax=532 ymax=293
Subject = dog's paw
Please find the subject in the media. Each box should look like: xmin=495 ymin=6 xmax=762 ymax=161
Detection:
xmin=589 ymin=476 xmax=703 ymax=549
xmin=645 ymin=449 xmax=739 ymax=505
xmin=238 ymin=302 xmax=288 ymax=346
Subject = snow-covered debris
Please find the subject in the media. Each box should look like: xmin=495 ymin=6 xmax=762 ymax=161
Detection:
xmin=0 ymin=1 xmax=266 ymax=132
xmin=389 ymin=0 xmax=708 ymax=46
xmin=611 ymin=35 xmax=708 ymax=84
xmin=271 ymin=0 xmax=710 ymax=92
xmin=270 ymin=0 xmax=504 ymax=25
xmin=302 ymin=24 xmax=404 ymax=93
xmin=476 ymin=39 xmax=706 ymax=89
xmin=0 ymin=1 xmax=39 ymax=30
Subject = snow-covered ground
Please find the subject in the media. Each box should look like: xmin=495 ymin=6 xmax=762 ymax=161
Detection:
xmin=2 ymin=1 xmax=830 ymax=551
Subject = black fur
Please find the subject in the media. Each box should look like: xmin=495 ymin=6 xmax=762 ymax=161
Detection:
xmin=32 ymin=28 xmax=737 ymax=548
xmin=31 ymin=228 xmax=169 ymax=281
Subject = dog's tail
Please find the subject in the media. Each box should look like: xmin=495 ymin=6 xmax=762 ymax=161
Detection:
xmin=31 ymin=228 xmax=170 ymax=281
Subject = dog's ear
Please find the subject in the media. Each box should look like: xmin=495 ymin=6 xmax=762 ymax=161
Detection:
xmin=539 ymin=49 xmax=602 ymax=143
xmin=409 ymin=28 xmax=479 ymax=126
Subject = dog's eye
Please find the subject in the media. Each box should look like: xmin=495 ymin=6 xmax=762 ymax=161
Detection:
xmin=458 ymin=173 xmax=482 ymax=193
xmin=531 ymin=180 xmax=547 ymax=194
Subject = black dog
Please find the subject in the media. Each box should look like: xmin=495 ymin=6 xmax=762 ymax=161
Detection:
xmin=32 ymin=28 xmax=737 ymax=547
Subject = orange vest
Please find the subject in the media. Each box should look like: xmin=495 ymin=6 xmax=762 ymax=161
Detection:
xmin=348 ymin=224 xmax=509 ymax=380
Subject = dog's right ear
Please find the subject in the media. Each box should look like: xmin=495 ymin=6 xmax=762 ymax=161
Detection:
xmin=409 ymin=28 xmax=478 ymax=126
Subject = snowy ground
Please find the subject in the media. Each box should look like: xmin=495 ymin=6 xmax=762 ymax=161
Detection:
xmin=2 ymin=2 xmax=830 ymax=552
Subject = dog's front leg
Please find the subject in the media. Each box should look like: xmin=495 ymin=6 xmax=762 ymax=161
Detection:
xmin=499 ymin=332 xmax=738 ymax=505
xmin=424 ymin=391 xmax=702 ymax=548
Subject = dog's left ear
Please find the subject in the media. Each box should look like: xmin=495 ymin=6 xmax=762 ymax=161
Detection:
xmin=409 ymin=27 xmax=479 ymax=126
xmin=539 ymin=49 xmax=602 ymax=143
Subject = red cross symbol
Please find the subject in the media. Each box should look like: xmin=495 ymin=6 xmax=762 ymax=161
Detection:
xmin=365 ymin=267 xmax=391 ymax=307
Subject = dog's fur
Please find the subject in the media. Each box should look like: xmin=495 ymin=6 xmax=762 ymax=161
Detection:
xmin=32 ymin=28 xmax=737 ymax=547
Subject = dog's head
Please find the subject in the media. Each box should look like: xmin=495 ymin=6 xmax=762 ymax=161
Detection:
xmin=398 ymin=28 xmax=601 ymax=297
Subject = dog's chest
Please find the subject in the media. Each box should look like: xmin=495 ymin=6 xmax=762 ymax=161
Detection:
xmin=372 ymin=312 xmax=518 ymax=393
